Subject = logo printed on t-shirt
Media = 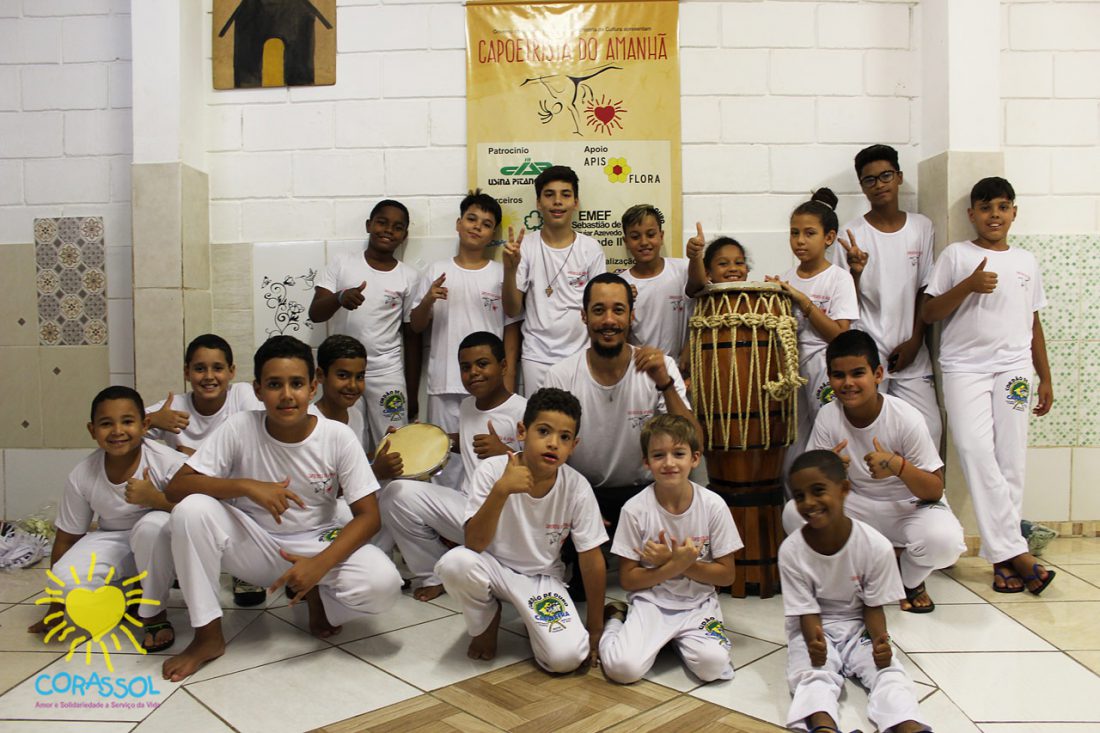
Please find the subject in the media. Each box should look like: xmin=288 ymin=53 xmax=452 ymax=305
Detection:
xmin=383 ymin=289 xmax=402 ymax=309
xmin=907 ymin=250 xmax=922 ymax=267
xmin=1005 ymin=376 xmax=1030 ymax=411
xmin=567 ymin=270 xmax=590 ymax=289
xmin=481 ymin=291 xmax=502 ymax=312
xmin=627 ymin=409 xmax=655 ymax=430
xmin=1016 ymin=271 xmax=1031 ymax=290
xmin=306 ymin=473 xmax=336 ymax=495
xmin=528 ymin=592 xmax=571 ymax=632
xmin=668 ymin=294 xmax=686 ymax=313
xmin=545 ymin=522 xmax=572 ymax=547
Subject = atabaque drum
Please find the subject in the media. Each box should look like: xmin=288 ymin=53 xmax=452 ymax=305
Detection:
xmin=689 ymin=282 xmax=804 ymax=597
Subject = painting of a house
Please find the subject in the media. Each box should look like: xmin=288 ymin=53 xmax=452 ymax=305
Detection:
xmin=213 ymin=0 xmax=336 ymax=89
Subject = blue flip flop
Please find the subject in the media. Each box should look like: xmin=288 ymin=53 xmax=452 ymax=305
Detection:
xmin=993 ymin=565 xmax=1025 ymax=594
xmin=1023 ymin=564 xmax=1056 ymax=596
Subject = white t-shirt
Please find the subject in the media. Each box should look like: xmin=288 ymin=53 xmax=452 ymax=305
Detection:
xmin=313 ymin=400 xmax=366 ymax=449
xmin=413 ymin=258 xmax=521 ymax=395
xmin=611 ymin=482 xmax=743 ymax=610
xmin=542 ymin=346 xmax=690 ymax=489
xmin=619 ymin=258 xmax=692 ymax=358
xmin=458 ymin=393 xmax=528 ymax=487
xmin=57 ymin=440 xmax=186 ymax=534
xmin=810 ymin=396 xmax=943 ymax=504
xmin=463 ymin=454 xmax=608 ymax=580
xmin=316 ymin=254 xmax=420 ymax=376
xmin=515 ymin=232 xmax=606 ymax=364
xmin=781 ymin=263 xmax=859 ymax=364
xmin=834 ymin=214 xmax=935 ymax=378
xmin=186 ymin=411 xmax=379 ymax=535
xmin=146 ymin=382 xmax=263 ymax=451
xmin=924 ymin=241 xmax=1046 ymax=373
xmin=779 ymin=519 xmax=904 ymax=623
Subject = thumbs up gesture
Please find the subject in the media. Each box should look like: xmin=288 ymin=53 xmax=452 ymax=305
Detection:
xmin=473 ymin=420 xmax=509 ymax=459
xmin=124 ymin=468 xmax=159 ymax=507
xmin=426 ymin=273 xmax=448 ymax=303
xmin=503 ymin=227 xmax=524 ymax=270
xmin=149 ymin=392 xmax=190 ymax=433
xmin=808 ymin=625 xmax=828 ymax=667
xmin=686 ymin=222 xmax=706 ymax=260
xmin=496 ymin=451 xmax=534 ymax=495
xmin=966 ymin=257 xmax=997 ymax=294
xmin=872 ymin=632 xmax=892 ymax=669
xmin=864 ymin=437 xmax=898 ymax=479
xmin=831 ymin=439 xmax=851 ymax=469
xmin=837 ymin=228 xmax=868 ymax=276
xmin=372 ymin=434 xmax=404 ymax=481
xmin=340 ymin=281 xmax=368 ymax=310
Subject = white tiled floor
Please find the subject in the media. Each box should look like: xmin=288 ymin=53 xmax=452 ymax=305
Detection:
xmin=1 ymin=538 xmax=1099 ymax=731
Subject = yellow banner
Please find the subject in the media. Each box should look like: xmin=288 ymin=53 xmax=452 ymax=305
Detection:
xmin=466 ymin=1 xmax=682 ymax=267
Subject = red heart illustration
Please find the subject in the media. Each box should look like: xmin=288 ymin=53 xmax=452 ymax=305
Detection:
xmin=594 ymin=106 xmax=616 ymax=124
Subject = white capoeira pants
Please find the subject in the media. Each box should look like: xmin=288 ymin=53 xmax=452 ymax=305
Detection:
xmin=884 ymin=374 xmax=943 ymax=450
xmin=171 ymin=494 xmax=402 ymax=628
xmin=334 ymin=496 xmax=394 ymax=554
xmin=427 ymin=393 xmax=466 ymax=491
xmin=784 ymin=353 xmax=831 ymax=491
xmin=359 ymin=369 xmax=410 ymax=453
xmin=786 ymin=617 xmax=926 ymax=733
xmin=781 ymin=492 xmax=965 ymax=589
xmin=53 ymin=512 xmax=175 ymax=621
xmin=942 ymin=370 xmax=1030 ymax=563
xmin=599 ymin=596 xmax=734 ymax=684
xmin=520 ymin=359 xmax=552 ymax=397
xmin=380 ymin=479 xmax=465 ymax=589
xmin=435 ymin=547 xmax=589 ymax=674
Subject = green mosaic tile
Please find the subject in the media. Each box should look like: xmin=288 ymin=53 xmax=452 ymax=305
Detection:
xmin=1078 ymin=235 xmax=1100 ymax=342
xmin=1013 ymin=234 xmax=1080 ymax=342
xmin=1077 ymin=341 xmax=1100 ymax=447
xmin=1029 ymin=339 xmax=1079 ymax=447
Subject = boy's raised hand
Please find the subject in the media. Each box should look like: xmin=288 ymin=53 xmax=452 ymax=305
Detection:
xmin=686 ymin=222 xmax=706 ymax=260
xmin=150 ymin=392 xmax=189 ymax=433
xmin=864 ymin=437 xmax=898 ymax=479
xmin=808 ymin=625 xmax=828 ymax=667
xmin=372 ymin=436 xmax=403 ymax=481
xmin=498 ymin=451 xmax=534 ymax=495
xmin=339 ymin=281 xmax=368 ymax=310
xmin=124 ymin=468 xmax=159 ymax=507
xmin=966 ymin=258 xmax=997 ymax=294
xmin=670 ymin=535 xmax=699 ymax=572
xmin=831 ymin=439 xmax=850 ymax=469
xmin=270 ymin=548 xmax=327 ymax=607
xmin=872 ymin=633 xmax=892 ymax=669
xmin=426 ymin=273 xmax=448 ymax=302
xmin=243 ymin=477 xmax=305 ymax=524
xmin=503 ymin=227 xmax=524 ymax=270
xmin=837 ymin=229 xmax=868 ymax=275
xmin=640 ymin=529 xmax=673 ymax=567
xmin=473 ymin=420 xmax=509 ymax=459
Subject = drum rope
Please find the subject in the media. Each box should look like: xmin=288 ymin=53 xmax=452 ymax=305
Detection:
xmin=689 ymin=291 xmax=805 ymax=451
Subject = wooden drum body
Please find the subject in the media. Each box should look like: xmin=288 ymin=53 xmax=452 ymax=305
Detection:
xmin=689 ymin=282 xmax=804 ymax=597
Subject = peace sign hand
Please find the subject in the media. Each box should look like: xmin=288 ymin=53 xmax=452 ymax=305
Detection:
xmin=837 ymin=229 xmax=868 ymax=275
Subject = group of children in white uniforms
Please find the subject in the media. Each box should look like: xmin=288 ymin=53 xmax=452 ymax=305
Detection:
xmin=27 ymin=149 xmax=1059 ymax=733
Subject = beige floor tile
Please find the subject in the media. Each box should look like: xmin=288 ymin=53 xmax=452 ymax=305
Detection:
xmin=999 ymin=601 xmax=1100 ymax=651
xmin=1039 ymin=538 xmax=1100 ymax=565
xmin=0 ymin=651 xmax=62 ymax=695
xmin=944 ymin=559 xmax=1100 ymax=603
xmin=601 ymin=695 xmax=785 ymax=732
xmin=1061 ymin=563 xmax=1100 ymax=588
xmin=1068 ymin=650 xmax=1100 ymax=675
xmin=0 ymin=568 xmax=49 ymax=603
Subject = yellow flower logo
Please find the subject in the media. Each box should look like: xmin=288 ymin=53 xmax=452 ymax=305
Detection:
xmin=604 ymin=158 xmax=631 ymax=183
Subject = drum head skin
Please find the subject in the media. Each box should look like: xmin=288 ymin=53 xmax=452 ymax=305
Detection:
xmin=701 ymin=280 xmax=782 ymax=295
xmin=376 ymin=423 xmax=451 ymax=480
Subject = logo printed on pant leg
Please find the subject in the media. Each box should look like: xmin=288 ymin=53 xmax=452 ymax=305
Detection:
xmin=1004 ymin=376 xmax=1030 ymax=411
xmin=815 ymin=382 xmax=835 ymax=406
xmin=528 ymin=592 xmax=571 ymax=633
xmin=380 ymin=390 xmax=406 ymax=421
xmin=318 ymin=528 xmax=341 ymax=543
xmin=697 ymin=616 xmax=731 ymax=649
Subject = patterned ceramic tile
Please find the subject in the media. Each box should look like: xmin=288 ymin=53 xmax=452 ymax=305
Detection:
xmin=1030 ymin=340 xmax=1079 ymax=447
xmin=33 ymin=217 xmax=108 ymax=347
xmin=1078 ymin=341 xmax=1100 ymax=447
xmin=1014 ymin=234 xmax=1080 ymax=343
xmin=1079 ymin=235 xmax=1100 ymax=342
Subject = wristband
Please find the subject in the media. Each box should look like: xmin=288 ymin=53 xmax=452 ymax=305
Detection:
xmin=893 ymin=454 xmax=906 ymax=477
xmin=655 ymin=379 xmax=675 ymax=392
xmin=336 ymin=289 xmax=346 ymax=307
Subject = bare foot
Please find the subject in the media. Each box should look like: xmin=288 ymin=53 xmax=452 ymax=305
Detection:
xmin=27 ymin=604 xmax=65 ymax=636
xmin=899 ymin=583 xmax=934 ymax=612
xmin=162 ymin=621 xmax=225 ymax=682
xmin=467 ymin=601 xmax=501 ymax=661
xmin=413 ymin=584 xmax=444 ymax=602
xmin=303 ymin=586 xmax=342 ymax=639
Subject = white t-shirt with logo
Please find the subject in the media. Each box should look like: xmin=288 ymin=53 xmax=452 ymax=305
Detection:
xmin=463 ymin=454 xmax=608 ymax=580
xmin=458 ymin=393 xmax=528 ymax=488
xmin=810 ymin=395 xmax=943 ymax=504
xmin=834 ymin=214 xmax=935 ymax=378
xmin=541 ymin=346 xmax=690 ymax=489
xmin=619 ymin=258 xmax=692 ymax=358
xmin=316 ymin=254 xmax=420 ymax=376
xmin=413 ymin=258 xmax=521 ymax=395
xmin=146 ymin=382 xmax=263 ymax=451
xmin=781 ymin=263 xmax=859 ymax=365
xmin=924 ymin=241 xmax=1045 ymax=373
xmin=515 ymin=232 xmax=606 ymax=364
xmin=57 ymin=440 xmax=187 ymax=534
xmin=779 ymin=519 xmax=904 ymax=623
xmin=611 ymin=482 xmax=743 ymax=610
xmin=186 ymin=411 xmax=379 ymax=536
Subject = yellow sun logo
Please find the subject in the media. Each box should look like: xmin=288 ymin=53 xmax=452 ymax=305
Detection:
xmin=34 ymin=552 xmax=159 ymax=672
xmin=604 ymin=158 xmax=631 ymax=183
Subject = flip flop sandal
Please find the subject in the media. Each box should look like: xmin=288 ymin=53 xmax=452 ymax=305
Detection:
xmin=992 ymin=566 xmax=1025 ymax=594
xmin=1023 ymin=564 xmax=1056 ymax=596
xmin=141 ymin=621 xmax=175 ymax=653
xmin=902 ymin=582 xmax=935 ymax=613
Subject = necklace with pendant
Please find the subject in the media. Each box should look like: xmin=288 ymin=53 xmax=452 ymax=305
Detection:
xmin=540 ymin=235 xmax=576 ymax=298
